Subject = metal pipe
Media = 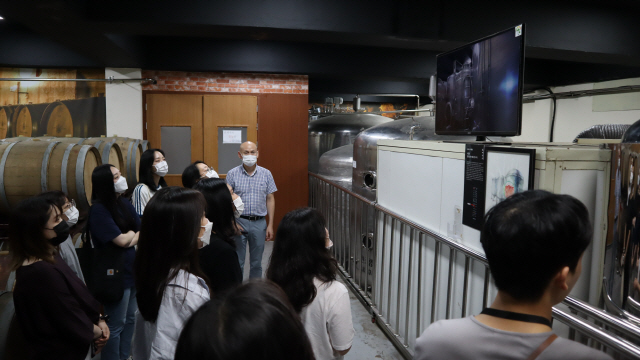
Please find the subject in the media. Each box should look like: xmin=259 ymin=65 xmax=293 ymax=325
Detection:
xmin=0 ymin=77 xmax=157 ymax=84
xmin=431 ymin=241 xmax=441 ymax=323
xmin=446 ymin=247 xmax=455 ymax=319
xmin=563 ymin=297 xmax=640 ymax=341
xmin=396 ymin=223 xmax=405 ymax=330
xmin=416 ymin=232 xmax=424 ymax=337
xmin=483 ymin=266 xmax=491 ymax=309
xmin=523 ymin=85 xmax=640 ymax=102
xmin=552 ymin=308 xmax=640 ymax=358
xmin=405 ymin=227 xmax=414 ymax=341
xmin=461 ymin=256 xmax=471 ymax=317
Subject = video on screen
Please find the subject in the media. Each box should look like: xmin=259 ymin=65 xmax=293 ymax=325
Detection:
xmin=435 ymin=25 xmax=524 ymax=136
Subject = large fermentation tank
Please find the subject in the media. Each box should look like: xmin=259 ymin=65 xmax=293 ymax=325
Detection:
xmin=317 ymin=144 xmax=353 ymax=187
xmin=352 ymin=116 xmax=473 ymax=200
xmin=308 ymin=114 xmax=391 ymax=174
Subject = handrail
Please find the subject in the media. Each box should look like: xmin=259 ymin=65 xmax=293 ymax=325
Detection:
xmin=562 ymin=296 xmax=640 ymax=342
xmin=309 ymin=172 xmax=376 ymax=205
xmin=309 ymin=172 xmax=640 ymax=359
xmin=552 ymin=308 xmax=640 ymax=357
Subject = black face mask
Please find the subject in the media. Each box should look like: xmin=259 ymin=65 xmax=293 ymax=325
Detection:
xmin=47 ymin=221 xmax=70 ymax=246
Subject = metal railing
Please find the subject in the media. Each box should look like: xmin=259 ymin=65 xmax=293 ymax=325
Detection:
xmin=309 ymin=172 xmax=640 ymax=359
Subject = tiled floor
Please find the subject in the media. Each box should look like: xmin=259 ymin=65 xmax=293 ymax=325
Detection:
xmin=245 ymin=241 xmax=405 ymax=360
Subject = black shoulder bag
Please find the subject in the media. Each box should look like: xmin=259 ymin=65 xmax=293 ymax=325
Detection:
xmin=76 ymin=210 xmax=125 ymax=304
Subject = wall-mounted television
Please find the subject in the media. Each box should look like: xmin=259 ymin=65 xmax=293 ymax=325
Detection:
xmin=435 ymin=24 xmax=525 ymax=138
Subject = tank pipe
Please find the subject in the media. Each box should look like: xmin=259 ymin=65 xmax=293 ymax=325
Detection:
xmin=523 ymin=85 xmax=640 ymax=102
xmin=0 ymin=76 xmax=157 ymax=84
xmin=356 ymin=94 xmax=420 ymax=110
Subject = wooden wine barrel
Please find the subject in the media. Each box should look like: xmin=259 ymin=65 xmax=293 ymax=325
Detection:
xmin=41 ymin=136 xmax=126 ymax=178
xmin=0 ymin=106 xmax=18 ymax=140
xmin=1 ymin=137 xmax=33 ymax=143
xmin=103 ymin=137 xmax=143 ymax=188
xmin=11 ymin=104 xmax=49 ymax=137
xmin=0 ymin=140 xmax=101 ymax=214
xmin=40 ymin=98 xmax=107 ymax=138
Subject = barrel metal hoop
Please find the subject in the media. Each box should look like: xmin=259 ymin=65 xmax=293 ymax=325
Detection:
xmin=61 ymin=144 xmax=75 ymax=194
xmin=126 ymin=141 xmax=134 ymax=185
xmin=41 ymin=141 xmax=59 ymax=192
xmin=100 ymin=141 xmax=112 ymax=164
xmin=75 ymin=145 xmax=91 ymax=208
xmin=76 ymin=138 xmax=85 ymax=145
xmin=131 ymin=140 xmax=141 ymax=175
xmin=0 ymin=142 xmax=17 ymax=211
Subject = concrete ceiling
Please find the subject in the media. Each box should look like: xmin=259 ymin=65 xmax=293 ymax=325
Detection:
xmin=1 ymin=0 xmax=639 ymax=101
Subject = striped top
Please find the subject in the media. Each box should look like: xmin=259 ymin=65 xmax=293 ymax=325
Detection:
xmin=226 ymin=165 xmax=277 ymax=217
xmin=132 ymin=183 xmax=160 ymax=217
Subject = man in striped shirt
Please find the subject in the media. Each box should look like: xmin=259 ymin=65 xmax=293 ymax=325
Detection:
xmin=226 ymin=141 xmax=277 ymax=279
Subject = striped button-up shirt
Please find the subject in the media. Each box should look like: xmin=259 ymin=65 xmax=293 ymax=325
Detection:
xmin=226 ymin=165 xmax=277 ymax=216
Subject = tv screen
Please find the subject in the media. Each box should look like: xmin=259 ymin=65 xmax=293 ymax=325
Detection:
xmin=435 ymin=25 xmax=525 ymax=137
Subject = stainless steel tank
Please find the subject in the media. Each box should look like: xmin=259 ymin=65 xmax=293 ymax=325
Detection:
xmin=308 ymin=114 xmax=392 ymax=174
xmin=352 ymin=116 xmax=474 ymax=200
xmin=317 ymin=144 xmax=353 ymax=187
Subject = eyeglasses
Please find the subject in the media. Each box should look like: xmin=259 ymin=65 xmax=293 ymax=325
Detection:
xmin=64 ymin=199 xmax=76 ymax=210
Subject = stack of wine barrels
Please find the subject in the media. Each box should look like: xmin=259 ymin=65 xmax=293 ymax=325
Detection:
xmin=0 ymin=139 xmax=101 ymax=214
xmin=0 ymin=98 xmax=107 ymax=139
xmin=0 ymin=136 xmax=149 ymax=215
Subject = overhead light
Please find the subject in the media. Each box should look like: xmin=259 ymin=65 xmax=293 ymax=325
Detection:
xmin=0 ymin=16 xmax=4 ymax=20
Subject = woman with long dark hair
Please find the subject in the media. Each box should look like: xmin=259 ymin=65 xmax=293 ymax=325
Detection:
xmin=182 ymin=161 xmax=219 ymax=188
xmin=175 ymin=280 xmax=315 ymax=360
xmin=133 ymin=148 xmax=168 ymax=217
xmin=89 ymin=164 xmax=141 ymax=360
xmin=193 ymin=178 xmax=243 ymax=293
xmin=38 ymin=190 xmax=84 ymax=282
xmin=267 ymin=208 xmax=354 ymax=360
xmin=133 ymin=187 xmax=210 ymax=360
xmin=10 ymin=196 xmax=109 ymax=360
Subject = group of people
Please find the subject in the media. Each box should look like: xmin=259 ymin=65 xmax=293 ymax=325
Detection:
xmin=8 ymin=138 xmax=613 ymax=360
xmin=8 ymin=141 xmax=354 ymax=360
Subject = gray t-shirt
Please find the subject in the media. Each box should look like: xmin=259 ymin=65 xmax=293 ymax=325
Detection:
xmin=58 ymin=235 xmax=85 ymax=284
xmin=415 ymin=317 xmax=613 ymax=360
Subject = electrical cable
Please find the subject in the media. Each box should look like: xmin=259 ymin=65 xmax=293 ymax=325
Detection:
xmin=540 ymin=87 xmax=557 ymax=142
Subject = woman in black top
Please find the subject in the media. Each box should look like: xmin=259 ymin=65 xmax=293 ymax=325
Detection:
xmin=88 ymin=164 xmax=141 ymax=360
xmin=193 ymin=178 xmax=243 ymax=294
xmin=10 ymin=196 xmax=109 ymax=360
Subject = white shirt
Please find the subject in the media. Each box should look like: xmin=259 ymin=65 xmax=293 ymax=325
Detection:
xmin=300 ymin=278 xmax=354 ymax=360
xmin=132 ymin=270 xmax=210 ymax=360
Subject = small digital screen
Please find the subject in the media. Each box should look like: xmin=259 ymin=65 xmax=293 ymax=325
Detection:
xmin=435 ymin=25 xmax=525 ymax=136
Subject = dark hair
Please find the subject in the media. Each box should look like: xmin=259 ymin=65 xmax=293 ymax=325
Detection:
xmin=481 ymin=190 xmax=592 ymax=301
xmin=193 ymin=178 xmax=237 ymax=247
xmin=266 ymin=208 xmax=337 ymax=313
xmin=91 ymin=164 xmax=137 ymax=233
xmin=9 ymin=197 xmax=58 ymax=269
xmin=138 ymin=148 xmax=168 ymax=190
xmin=175 ymin=280 xmax=315 ymax=360
xmin=182 ymin=161 xmax=205 ymax=188
xmin=135 ymin=187 xmax=209 ymax=322
xmin=38 ymin=190 xmax=66 ymax=215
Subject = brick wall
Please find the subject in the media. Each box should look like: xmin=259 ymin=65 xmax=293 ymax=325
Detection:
xmin=142 ymin=70 xmax=308 ymax=94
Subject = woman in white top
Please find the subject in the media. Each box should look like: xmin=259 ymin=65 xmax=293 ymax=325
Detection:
xmin=267 ymin=208 xmax=354 ymax=360
xmin=133 ymin=148 xmax=168 ymax=217
xmin=133 ymin=187 xmax=211 ymax=360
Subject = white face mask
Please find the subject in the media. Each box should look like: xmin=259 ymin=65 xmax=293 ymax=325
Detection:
xmin=64 ymin=206 xmax=80 ymax=226
xmin=199 ymin=220 xmax=213 ymax=246
xmin=242 ymin=155 xmax=257 ymax=167
xmin=233 ymin=197 xmax=244 ymax=218
xmin=154 ymin=161 xmax=169 ymax=177
xmin=114 ymin=176 xmax=128 ymax=194
xmin=326 ymin=238 xmax=334 ymax=250
xmin=205 ymin=169 xmax=219 ymax=178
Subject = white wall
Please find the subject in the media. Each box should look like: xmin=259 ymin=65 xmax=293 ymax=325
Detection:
xmin=105 ymin=68 xmax=143 ymax=139
xmin=515 ymin=78 xmax=640 ymax=143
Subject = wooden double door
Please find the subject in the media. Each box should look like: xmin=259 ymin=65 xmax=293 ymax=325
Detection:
xmin=145 ymin=94 xmax=258 ymax=186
